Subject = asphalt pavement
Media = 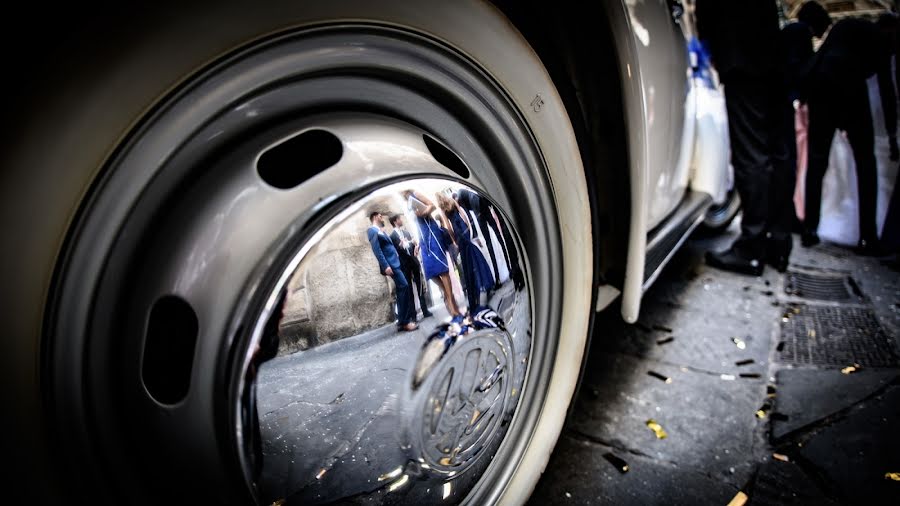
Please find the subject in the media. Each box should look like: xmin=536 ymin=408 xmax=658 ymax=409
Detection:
xmin=254 ymin=279 xmax=530 ymax=504
xmin=529 ymin=220 xmax=900 ymax=505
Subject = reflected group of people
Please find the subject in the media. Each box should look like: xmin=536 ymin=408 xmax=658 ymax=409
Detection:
xmin=244 ymin=178 xmax=533 ymax=505
xmin=367 ymin=186 xmax=521 ymax=331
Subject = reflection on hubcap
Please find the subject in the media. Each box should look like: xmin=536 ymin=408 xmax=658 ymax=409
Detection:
xmin=239 ymin=179 xmax=531 ymax=504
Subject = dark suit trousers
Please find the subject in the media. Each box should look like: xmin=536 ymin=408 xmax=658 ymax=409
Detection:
xmin=805 ymin=82 xmax=878 ymax=242
xmin=391 ymin=269 xmax=415 ymax=326
xmin=402 ymin=260 xmax=430 ymax=315
xmin=724 ymin=73 xmax=794 ymax=255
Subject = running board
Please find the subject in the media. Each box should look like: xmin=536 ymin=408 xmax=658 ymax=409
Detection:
xmin=642 ymin=191 xmax=712 ymax=291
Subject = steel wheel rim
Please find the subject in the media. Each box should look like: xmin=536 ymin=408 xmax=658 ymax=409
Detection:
xmin=46 ymin=24 xmax=564 ymax=504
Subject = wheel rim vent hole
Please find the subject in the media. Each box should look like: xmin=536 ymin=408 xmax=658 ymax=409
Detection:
xmin=423 ymin=134 xmax=469 ymax=179
xmin=142 ymin=295 xmax=199 ymax=405
xmin=257 ymin=129 xmax=343 ymax=189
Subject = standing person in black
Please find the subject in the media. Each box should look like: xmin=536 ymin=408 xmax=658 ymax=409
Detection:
xmin=389 ymin=213 xmax=433 ymax=319
xmin=802 ymin=12 xmax=899 ymax=255
xmin=878 ymin=11 xmax=900 ymax=253
xmin=783 ymin=3 xmax=833 ymax=104
xmin=697 ymin=0 xmax=795 ymax=275
xmin=780 ymin=1 xmax=832 ymax=246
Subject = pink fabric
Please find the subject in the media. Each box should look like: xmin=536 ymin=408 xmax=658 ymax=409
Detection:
xmin=793 ymin=103 xmax=808 ymax=221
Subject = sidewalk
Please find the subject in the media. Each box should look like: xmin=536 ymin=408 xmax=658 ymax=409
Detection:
xmin=529 ymin=221 xmax=900 ymax=505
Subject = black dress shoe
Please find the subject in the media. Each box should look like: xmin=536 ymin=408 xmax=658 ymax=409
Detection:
xmin=801 ymin=229 xmax=820 ymax=247
xmin=855 ymin=238 xmax=883 ymax=256
xmin=706 ymin=247 xmax=764 ymax=276
xmin=765 ymin=237 xmax=792 ymax=273
xmin=765 ymin=250 xmax=789 ymax=272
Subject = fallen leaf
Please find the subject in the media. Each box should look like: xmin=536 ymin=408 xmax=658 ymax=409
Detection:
xmin=726 ymin=491 xmax=749 ymax=506
xmin=841 ymin=363 xmax=862 ymax=374
xmin=646 ymin=419 xmax=668 ymax=439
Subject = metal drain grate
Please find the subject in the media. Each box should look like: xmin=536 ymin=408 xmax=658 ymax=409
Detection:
xmin=815 ymin=242 xmax=853 ymax=260
xmin=784 ymin=270 xmax=861 ymax=302
xmin=778 ymin=304 xmax=899 ymax=367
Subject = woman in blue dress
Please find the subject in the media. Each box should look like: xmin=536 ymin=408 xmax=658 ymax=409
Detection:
xmin=436 ymin=192 xmax=494 ymax=314
xmin=402 ymin=190 xmax=462 ymax=317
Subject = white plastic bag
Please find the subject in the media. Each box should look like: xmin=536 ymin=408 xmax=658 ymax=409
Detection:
xmin=818 ymin=131 xmax=859 ymax=246
xmin=818 ymin=67 xmax=899 ymax=245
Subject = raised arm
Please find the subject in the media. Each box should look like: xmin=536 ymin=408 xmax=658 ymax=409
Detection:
xmin=410 ymin=190 xmax=436 ymax=217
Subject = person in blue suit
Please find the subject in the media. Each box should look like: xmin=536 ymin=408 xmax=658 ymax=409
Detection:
xmin=367 ymin=211 xmax=418 ymax=331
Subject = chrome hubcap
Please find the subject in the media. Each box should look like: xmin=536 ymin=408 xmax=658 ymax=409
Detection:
xmin=239 ymin=173 xmax=532 ymax=503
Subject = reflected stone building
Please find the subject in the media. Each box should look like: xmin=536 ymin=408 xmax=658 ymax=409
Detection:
xmin=278 ymin=196 xmax=402 ymax=354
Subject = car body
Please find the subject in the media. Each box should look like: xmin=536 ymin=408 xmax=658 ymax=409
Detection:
xmin=0 ymin=0 xmax=729 ymax=504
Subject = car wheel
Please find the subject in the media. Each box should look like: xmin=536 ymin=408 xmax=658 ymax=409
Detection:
xmin=8 ymin=1 xmax=593 ymax=504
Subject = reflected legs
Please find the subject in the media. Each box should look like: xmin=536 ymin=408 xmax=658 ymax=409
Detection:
xmin=434 ymin=272 xmax=461 ymax=316
xmin=392 ymin=269 xmax=416 ymax=327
